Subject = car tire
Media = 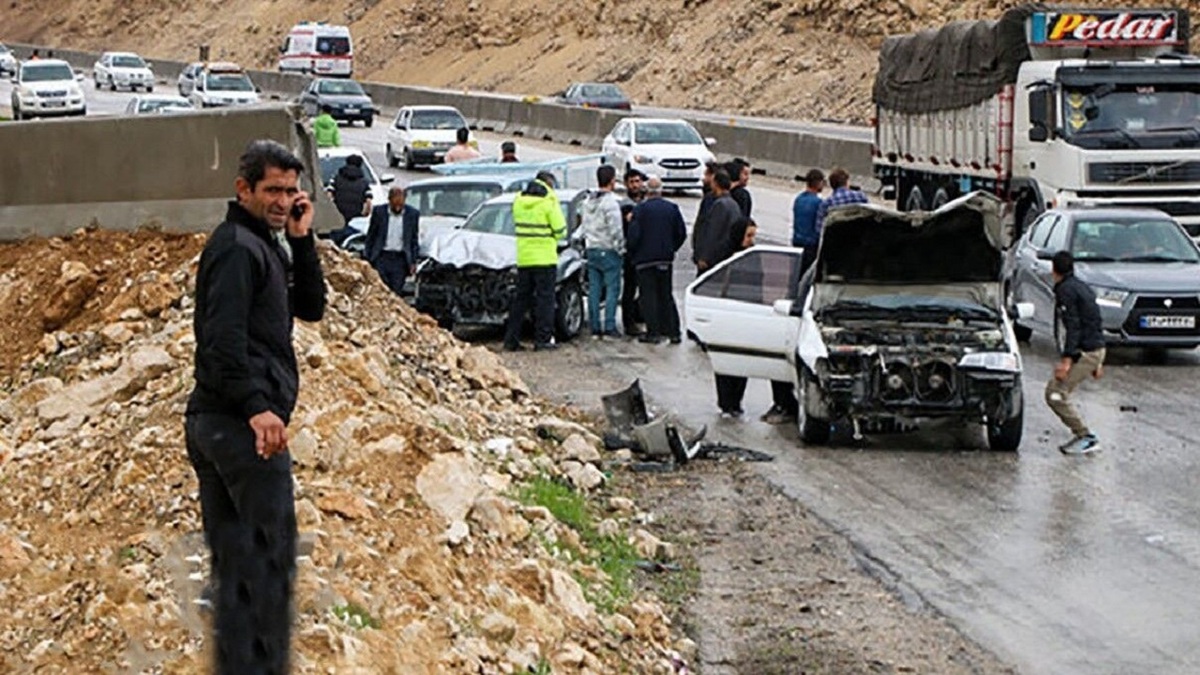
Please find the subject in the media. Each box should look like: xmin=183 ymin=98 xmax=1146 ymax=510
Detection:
xmin=364 ymin=115 xmax=373 ymax=128
xmin=904 ymin=184 xmax=926 ymax=212
xmin=986 ymin=389 xmax=1023 ymax=452
xmin=931 ymin=187 xmax=952 ymax=209
xmin=555 ymin=280 xmax=584 ymax=341
xmin=386 ymin=144 xmax=399 ymax=168
xmin=799 ymin=367 xmax=831 ymax=445
xmin=94 ymin=77 xmax=101 ymax=90
xmin=1013 ymin=322 xmax=1033 ymax=343
xmin=145 ymin=85 xmax=154 ymax=93
xmin=404 ymin=148 xmax=416 ymax=171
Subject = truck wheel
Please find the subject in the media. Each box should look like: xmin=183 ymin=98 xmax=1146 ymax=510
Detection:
xmin=904 ymin=185 xmax=926 ymax=212
xmin=931 ymin=188 xmax=951 ymax=209
xmin=555 ymin=281 xmax=584 ymax=341
xmin=799 ymin=368 xmax=831 ymax=445
xmin=987 ymin=391 xmax=1023 ymax=452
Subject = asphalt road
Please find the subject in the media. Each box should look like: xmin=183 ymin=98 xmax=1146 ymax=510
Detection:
xmin=11 ymin=77 xmax=1200 ymax=674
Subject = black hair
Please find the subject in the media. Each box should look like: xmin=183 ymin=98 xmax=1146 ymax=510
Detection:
xmin=456 ymin=127 xmax=470 ymax=143
xmin=804 ymin=168 xmax=825 ymax=188
xmin=723 ymin=160 xmax=743 ymax=182
xmin=596 ymin=164 xmax=616 ymax=188
xmin=237 ymin=140 xmax=305 ymax=190
xmin=501 ymin=140 xmax=516 ymax=153
xmin=1052 ymin=250 xmax=1075 ymax=276
xmin=346 ymin=154 xmax=364 ymax=167
xmin=713 ymin=170 xmax=732 ymax=191
xmin=320 ymin=104 xmax=333 ymax=114
xmin=624 ymin=168 xmax=647 ymax=182
xmin=536 ymin=170 xmax=557 ymax=188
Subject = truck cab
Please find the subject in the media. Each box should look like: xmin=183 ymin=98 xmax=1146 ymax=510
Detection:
xmin=279 ymin=22 xmax=353 ymax=78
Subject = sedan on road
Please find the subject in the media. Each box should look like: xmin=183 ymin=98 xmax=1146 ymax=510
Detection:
xmin=92 ymin=52 xmax=154 ymax=92
xmin=602 ymin=117 xmax=715 ymax=192
xmin=298 ymin=78 xmax=376 ymax=126
xmin=124 ymin=95 xmax=194 ymax=116
xmin=557 ymin=82 xmax=632 ymax=110
xmin=1009 ymin=207 xmax=1200 ymax=351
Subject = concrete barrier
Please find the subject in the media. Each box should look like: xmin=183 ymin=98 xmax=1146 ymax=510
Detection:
xmin=0 ymin=105 xmax=339 ymax=240
xmin=7 ymin=42 xmax=873 ymax=181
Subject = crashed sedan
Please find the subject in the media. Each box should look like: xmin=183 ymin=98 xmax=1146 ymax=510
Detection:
xmin=413 ymin=189 xmax=587 ymax=340
xmin=685 ymin=192 xmax=1031 ymax=451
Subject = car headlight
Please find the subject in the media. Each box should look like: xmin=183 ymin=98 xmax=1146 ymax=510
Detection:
xmin=633 ymin=154 xmax=656 ymax=164
xmin=412 ymin=140 xmax=432 ymax=149
xmin=958 ymin=351 xmax=1022 ymax=373
xmin=1093 ymin=286 xmax=1129 ymax=308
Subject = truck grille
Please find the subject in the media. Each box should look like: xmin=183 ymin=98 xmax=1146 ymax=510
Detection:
xmin=40 ymin=90 xmax=67 ymax=98
xmin=659 ymin=158 xmax=700 ymax=170
xmin=1102 ymin=201 xmax=1200 ymax=220
xmin=1089 ymin=161 xmax=1200 ymax=185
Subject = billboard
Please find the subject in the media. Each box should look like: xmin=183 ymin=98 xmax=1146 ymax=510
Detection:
xmin=1029 ymin=10 xmax=1183 ymax=46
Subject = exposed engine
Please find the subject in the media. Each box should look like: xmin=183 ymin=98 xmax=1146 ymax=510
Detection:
xmin=414 ymin=263 xmax=517 ymax=327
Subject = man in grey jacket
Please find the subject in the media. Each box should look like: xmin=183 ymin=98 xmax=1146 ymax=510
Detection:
xmin=581 ymin=164 xmax=625 ymax=337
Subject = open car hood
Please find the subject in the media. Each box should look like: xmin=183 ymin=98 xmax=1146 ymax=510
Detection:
xmin=424 ymin=230 xmax=516 ymax=271
xmin=817 ymin=192 xmax=1006 ymax=285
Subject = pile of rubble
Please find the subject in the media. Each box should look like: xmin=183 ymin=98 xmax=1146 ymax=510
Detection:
xmin=0 ymin=228 xmax=684 ymax=673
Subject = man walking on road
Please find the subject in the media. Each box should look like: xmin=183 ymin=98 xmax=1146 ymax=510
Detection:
xmin=620 ymin=168 xmax=649 ymax=336
xmin=1047 ymin=251 xmax=1106 ymax=455
xmin=364 ymin=185 xmax=420 ymax=296
xmin=313 ymin=104 xmax=340 ymax=148
xmin=330 ymin=154 xmax=372 ymax=230
xmin=792 ymin=168 xmax=826 ymax=274
xmin=581 ymin=164 xmax=625 ymax=338
xmin=186 ymin=139 xmax=326 ymax=675
xmin=628 ymin=175 xmax=687 ymax=344
xmin=505 ymin=171 xmax=566 ymax=352
xmin=444 ymin=127 xmax=481 ymax=163
xmin=816 ymin=167 xmax=868 ymax=232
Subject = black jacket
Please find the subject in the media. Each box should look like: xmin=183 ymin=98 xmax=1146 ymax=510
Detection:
xmin=693 ymin=195 xmax=744 ymax=268
xmin=627 ymin=197 xmax=687 ymax=268
xmin=187 ymin=202 xmax=326 ymax=424
xmin=1054 ymin=273 xmax=1105 ymax=360
xmin=332 ymin=164 xmax=371 ymax=222
xmin=730 ymin=185 xmax=753 ymax=219
xmin=365 ymin=203 xmax=420 ymax=265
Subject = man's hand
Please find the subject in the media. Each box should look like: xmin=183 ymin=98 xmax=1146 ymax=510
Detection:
xmin=1054 ymin=357 xmax=1072 ymax=382
xmin=249 ymin=411 xmax=288 ymax=459
xmin=696 ymin=260 xmax=709 ymax=272
xmin=287 ymin=191 xmax=314 ymax=238
xmin=1093 ymin=364 xmax=1104 ymax=380
xmin=409 ymin=265 xmax=417 ymax=277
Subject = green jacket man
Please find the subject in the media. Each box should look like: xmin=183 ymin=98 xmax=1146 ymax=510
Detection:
xmin=505 ymin=172 xmax=567 ymax=351
xmin=314 ymin=106 xmax=340 ymax=148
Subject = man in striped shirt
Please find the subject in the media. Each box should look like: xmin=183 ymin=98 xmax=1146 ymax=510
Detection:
xmin=815 ymin=167 xmax=868 ymax=231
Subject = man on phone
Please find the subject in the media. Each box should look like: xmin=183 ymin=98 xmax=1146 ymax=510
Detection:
xmin=186 ymin=139 xmax=326 ymax=674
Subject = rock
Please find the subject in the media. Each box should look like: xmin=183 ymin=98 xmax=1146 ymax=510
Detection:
xmin=42 ymin=261 xmax=99 ymax=331
xmin=565 ymin=462 xmax=606 ymax=491
xmin=469 ymin=495 xmax=531 ymax=543
xmin=416 ymin=453 xmax=483 ymax=525
xmin=289 ymin=428 xmax=320 ymax=468
xmin=604 ymin=613 xmax=637 ymax=638
xmin=459 ymin=346 xmax=528 ymax=394
xmin=0 ymin=534 xmax=31 ymax=575
xmin=305 ymin=342 xmax=330 ymax=369
xmin=316 ymin=491 xmax=372 ymax=520
xmin=36 ymin=346 xmax=174 ymax=424
xmin=0 ymin=377 xmax=63 ymax=423
xmin=631 ymin=529 xmax=674 ymax=560
xmin=674 ymin=637 xmax=699 ymax=662
xmin=562 ymin=434 xmax=601 ymax=464
xmin=608 ymin=497 xmax=636 ymax=515
xmin=548 ymin=568 xmax=594 ymax=622
xmin=99 ymin=323 xmax=134 ymax=346
xmin=442 ymin=519 xmax=471 ymax=546
xmin=596 ymin=518 xmax=621 ymax=539
xmin=415 ymin=375 xmax=439 ymax=403
xmin=38 ymin=333 xmax=60 ymax=356
xmin=553 ymin=641 xmax=589 ymax=668
xmin=295 ymin=498 xmax=323 ymax=528
xmin=478 ymin=611 xmax=517 ymax=643
xmin=136 ymin=272 xmax=181 ymax=317
xmin=535 ymin=417 xmax=600 ymax=444
xmin=484 ymin=437 xmax=514 ymax=458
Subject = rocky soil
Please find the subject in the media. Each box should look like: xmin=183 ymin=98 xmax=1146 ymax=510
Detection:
xmin=8 ymin=0 xmax=1200 ymax=125
xmin=0 ymin=227 xmax=687 ymax=673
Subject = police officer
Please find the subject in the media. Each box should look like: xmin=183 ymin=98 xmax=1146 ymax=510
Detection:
xmin=186 ymin=139 xmax=326 ymax=674
xmin=505 ymin=171 xmax=566 ymax=351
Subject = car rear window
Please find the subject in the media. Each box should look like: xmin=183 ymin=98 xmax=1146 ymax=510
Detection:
xmin=411 ymin=110 xmax=467 ymax=130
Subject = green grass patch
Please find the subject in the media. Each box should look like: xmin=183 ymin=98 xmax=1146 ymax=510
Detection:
xmin=331 ymin=603 xmax=381 ymax=630
xmin=515 ymin=475 xmax=642 ymax=613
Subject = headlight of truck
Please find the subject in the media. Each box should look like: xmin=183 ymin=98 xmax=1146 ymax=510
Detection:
xmin=412 ymin=140 xmax=432 ymax=149
xmin=958 ymin=351 xmax=1022 ymax=373
xmin=1093 ymin=286 xmax=1129 ymax=308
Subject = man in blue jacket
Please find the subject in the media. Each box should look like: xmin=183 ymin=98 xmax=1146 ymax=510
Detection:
xmin=627 ymin=175 xmax=687 ymax=344
xmin=792 ymin=168 xmax=826 ymax=273
xmin=365 ymin=185 xmax=420 ymax=296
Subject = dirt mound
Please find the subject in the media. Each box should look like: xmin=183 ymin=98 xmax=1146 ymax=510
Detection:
xmin=0 ymin=229 xmax=683 ymax=673
xmin=10 ymin=0 xmax=1200 ymax=125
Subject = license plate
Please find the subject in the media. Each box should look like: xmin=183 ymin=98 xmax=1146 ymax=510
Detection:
xmin=1140 ymin=315 xmax=1196 ymax=329
xmin=344 ymin=107 xmax=358 ymax=114
xmin=666 ymin=169 xmax=692 ymax=179
xmin=45 ymin=101 xmax=65 ymax=107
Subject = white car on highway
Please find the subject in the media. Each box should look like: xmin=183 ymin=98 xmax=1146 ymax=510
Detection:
xmin=124 ymin=95 xmax=195 ymax=116
xmin=0 ymin=43 xmax=17 ymax=77
xmin=187 ymin=62 xmax=260 ymax=108
xmin=9 ymin=59 xmax=86 ymax=120
xmin=92 ymin=51 xmax=154 ymax=92
xmin=386 ymin=105 xmax=474 ymax=170
xmin=602 ymin=117 xmax=716 ymax=191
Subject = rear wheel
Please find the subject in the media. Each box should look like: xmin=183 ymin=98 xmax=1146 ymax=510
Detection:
xmin=555 ymin=280 xmax=584 ymax=341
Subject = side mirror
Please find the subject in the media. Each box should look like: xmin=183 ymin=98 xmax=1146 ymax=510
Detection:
xmin=1016 ymin=302 xmax=1035 ymax=320
xmin=1036 ymin=247 xmax=1056 ymax=260
xmin=380 ymin=173 xmax=396 ymax=184
xmin=772 ymin=299 xmax=794 ymax=316
xmin=704 ymin=137 xmax=717 ymax=147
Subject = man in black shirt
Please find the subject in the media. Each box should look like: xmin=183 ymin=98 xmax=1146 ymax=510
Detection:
xmin=186 ymin=139 xmax=327 ymax=673
xmin=1046 ymin=251 xmax=1106 ymax=455
xmin=726 ymin=158 xmax=752 ymax=219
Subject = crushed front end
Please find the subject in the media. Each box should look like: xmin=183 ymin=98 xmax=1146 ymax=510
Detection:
xmin=414 ymin=262 xmax=517 ymax=328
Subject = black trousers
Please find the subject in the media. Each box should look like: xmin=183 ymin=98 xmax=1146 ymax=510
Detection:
xmin=636 ymin=264 xmax=680 ymax=340
xmin=505 ymin=265 xmax=557 ymax=347
xmin=185 ymin=413 xmax=296 ymax=675
xmin=715 ymin=377 xmax=799 ymax=415
xmin=621 ymin=258 xmax=643 ymax=333
xmin=373 ymin=250 xmax=409 ymax=296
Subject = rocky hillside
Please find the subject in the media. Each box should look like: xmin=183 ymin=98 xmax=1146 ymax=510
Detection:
xmin=0 ymin=228 xmax=686 ymax=673
xmin=10 ymin=0 xmax=1200 ymax=125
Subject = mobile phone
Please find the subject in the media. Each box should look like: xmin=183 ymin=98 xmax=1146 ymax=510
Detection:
xmin=290 ymin=201 xmax=306 ymax=220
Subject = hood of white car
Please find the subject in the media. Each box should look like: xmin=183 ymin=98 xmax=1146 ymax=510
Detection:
xmin=109 ymin=66 xmax=153 ymax=78
xmin=817 ymin=191 xmax=1006 ymax=286
xmin=424 ymin=229 xmax=516 ymax=270
xmin=630 ymin=142 xmax=712 ymax=161
xmin=22 ymin=81 xmax=80 ymax=95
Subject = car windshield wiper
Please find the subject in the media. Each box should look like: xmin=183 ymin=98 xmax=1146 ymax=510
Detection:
xmin=1074 ymin=127 xmax=1141 ymax=148
xmin=1072 ymin=254 xmax=1119 ymax=261
xmin=1146 ymin=126 xmax=1200 ymax=147
xmin=1118 ymin=254 xmax=1197 ymax=263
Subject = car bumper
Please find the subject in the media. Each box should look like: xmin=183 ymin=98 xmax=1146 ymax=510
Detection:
xmin=18 ymin=100 xmax=86 ymax=115
xmin=629 ymin=160 xmax=704 ymax=188
xmin=1101 ymin=299 xmax=1200 ymax=348
xmin=410 ymin=148 xmax=451 ymax=164
xmin=331 ymin=109 xmax=374 ymax=122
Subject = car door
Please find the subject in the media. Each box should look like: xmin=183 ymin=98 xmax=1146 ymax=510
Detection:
xmin=299 ymin=81 xmax=316 ymax=113
xmin=685 ymin=247 xmax=805 ymax=382
xmin=1012 ymin=212 xmax=1051 ymax=329
xmin=604 ymin=121 xmax=628 ymax=166
xmin=1029 ymin=214 xmax=1069 ymax=326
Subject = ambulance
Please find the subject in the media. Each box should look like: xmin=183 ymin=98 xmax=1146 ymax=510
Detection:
xmin=278 ymin=22 xmax=353 ymax=77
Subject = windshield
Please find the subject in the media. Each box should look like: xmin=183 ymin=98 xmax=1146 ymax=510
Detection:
xmin=634 ymin=122 xmax=703 ymax=145
xmin=206 ymin=73 xmax=254 ymax=92
xmin=821 ymin=295 xmax=999 ymax=322
xmin=316 ymin=37 xmax=351 ymax=56
xmin=317 ymin=80 xmax=364 ymax=95
xmin=1070 ymin=218 xmax=1200 ymax=263
xmin=141 ymin=98 xmax=192 ymax=112
xmin=22 ymin=64 xmax=74 ymax=82
xmin=462 ymin=201 xmax=570 ymax=236
xmin=411 ymin=110 xmax=467 ymax=130
xmin=580 ymin=84 xmax=622 ymax=98
xmin=319 ymin=156 xmax=380 ymax=187
xmin=113 ymin=55 xmax=146 ymax=68
xmin=1062 ymin=84 xmax=1200 ymax=149
xmin=408 ymin=184 xmax=502 ymax=218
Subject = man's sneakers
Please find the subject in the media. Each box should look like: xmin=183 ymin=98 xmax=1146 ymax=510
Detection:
xmin=1060 ymin=434 xmax=1100 ymax=455
xmin=760 ymin=405 xmax=798 ymax=425
xmin=719 ymin=408 xmax=744 ymax=420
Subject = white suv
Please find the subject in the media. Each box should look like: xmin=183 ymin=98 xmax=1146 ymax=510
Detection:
xmin=93 ymin=51 xmax=154 ymax=92
xmin=385 ymin=105 xmax=474 ymax=169
xmin=10 ymin=59 xmax=86 ymax=120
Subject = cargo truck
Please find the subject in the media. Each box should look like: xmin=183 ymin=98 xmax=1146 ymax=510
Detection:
xmin=872 ymin=5 xmax=1200 ymax=239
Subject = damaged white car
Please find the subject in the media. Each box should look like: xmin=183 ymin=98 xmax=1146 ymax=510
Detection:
xmin=684 ymin=192 xmax=1033 ymax=451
